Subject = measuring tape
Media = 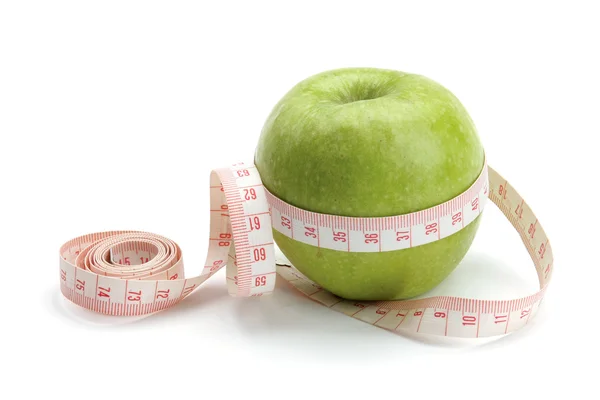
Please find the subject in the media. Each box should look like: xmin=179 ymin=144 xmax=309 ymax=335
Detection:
xmin=59 ymin=161 xmax=552 ymax=338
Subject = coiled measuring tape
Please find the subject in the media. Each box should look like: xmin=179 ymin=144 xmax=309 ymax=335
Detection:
xmin=59 ymin=161 xmax=552 ymax=338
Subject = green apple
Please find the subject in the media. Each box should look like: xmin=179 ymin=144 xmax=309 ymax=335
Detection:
xmin=254 ymin=67 xmax=485 ymax=300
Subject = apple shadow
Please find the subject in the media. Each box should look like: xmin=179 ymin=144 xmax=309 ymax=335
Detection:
xmin=416 ymin=249 xmax=538 ymax=301
xmin=48 ymin=248 xmax=546 ymax=357
xmin=230 ymin=279 xmax=408 ymax=362
xmin=230 ymin=249 xmax=545 ymax=357
xmin=384 ymin=249 xmax=547 ymax=347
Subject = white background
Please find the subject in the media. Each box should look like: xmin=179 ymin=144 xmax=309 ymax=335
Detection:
xmin=1 ymin=1 xmax=598 ymax=399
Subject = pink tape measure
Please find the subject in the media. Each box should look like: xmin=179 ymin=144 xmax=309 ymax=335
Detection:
xmin=59 ymin=160 xmax=552 ymax=338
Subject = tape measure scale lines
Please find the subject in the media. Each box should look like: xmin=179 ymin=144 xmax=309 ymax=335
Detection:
xmin=59 ymin=162 xmax=552 ymax=338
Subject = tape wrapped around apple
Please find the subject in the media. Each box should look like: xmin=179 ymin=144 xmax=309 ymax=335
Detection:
xmin=254 ymin=67 xmax=485 ymax=301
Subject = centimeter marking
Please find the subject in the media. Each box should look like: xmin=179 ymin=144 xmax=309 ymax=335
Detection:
xmin=275 ymin=166 xmax=552 ymax=338
xmin=59 ymin=163 xmax=553 ymax=338
xmin=266 ymin=160 xmax=488 ymax=253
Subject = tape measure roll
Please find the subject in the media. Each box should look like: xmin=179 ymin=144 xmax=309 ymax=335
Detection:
xmin=59 ymin=162 xmax=552 ymax=338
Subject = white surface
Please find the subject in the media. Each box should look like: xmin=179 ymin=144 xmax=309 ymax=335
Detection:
xmin=1 ymin=1 xmax=598 ymax=399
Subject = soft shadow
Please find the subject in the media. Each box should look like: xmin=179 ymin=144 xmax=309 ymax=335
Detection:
xmin=50 ymin=247 xmax=545 ymax=354
xmin=232 ymin=249 xmax=542 ymax=355
xmin=49 ymin=283 xmax=231 ymax=328
xmin=390 ymin=303 xmax=548 ymax=349
xmin=388 ymin=250 xmax=543 ymax=348
xmin=231 ymin=281 xmax=410 ymax=361
xmin=414 ymin=249 xmax=538 ymax=301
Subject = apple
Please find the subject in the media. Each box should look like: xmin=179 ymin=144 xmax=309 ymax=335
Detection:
xmin=254 ymin=67 xmax=485 ymax=300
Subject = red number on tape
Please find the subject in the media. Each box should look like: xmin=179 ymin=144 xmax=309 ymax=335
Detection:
xmin=494 ymin=315 xmax=507 ymax=324
xmin=528 ymin=222 xmax=537 ymax=238
xmin=255 ymin=276 xmax=267 ymax=287
xmin=127 ymin=290 xmax=141 ymax=301
xmin=499 ymin=183 xmax=507 ymax=199
xmin=364 ymin=233 xmax=378 ymax=244
xmin=253 ymin=247 xmax=267 ymax=262
xmin=249 ymin=216 xmax=261 ymax=231
xmin=396 ymin=231 xmax=409 ymax=241
xmin=211 ymin=260 xmax=224 ymax=271
xmin=425 ymin=223 xmax=438 ymax=235
xmin=515 ymin=202 xmax=523 ymax=218
xmin=304 ymin=226 xmax=317 ymax=239
xmin=244 ymin=188 xmax=257 ymax=200
xmin=539 ymin=243 xmax=546 ymax=259
xmin=182 ymin=285 xmax=196 ymax=297
xmin=333 ymin=231 xmax=347 ymax=242
xmin=452 ymin=212 xmax=462 ymax=225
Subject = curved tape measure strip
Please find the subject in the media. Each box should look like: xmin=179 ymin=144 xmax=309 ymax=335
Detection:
xmin=59 ymin=164 xmax=552 ymax=338
xmin=265 ymin=157 xmax=489 ymax=252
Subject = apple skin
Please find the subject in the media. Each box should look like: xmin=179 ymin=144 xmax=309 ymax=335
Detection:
xmin=254 ymin=67 xmax=484 ymax=300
